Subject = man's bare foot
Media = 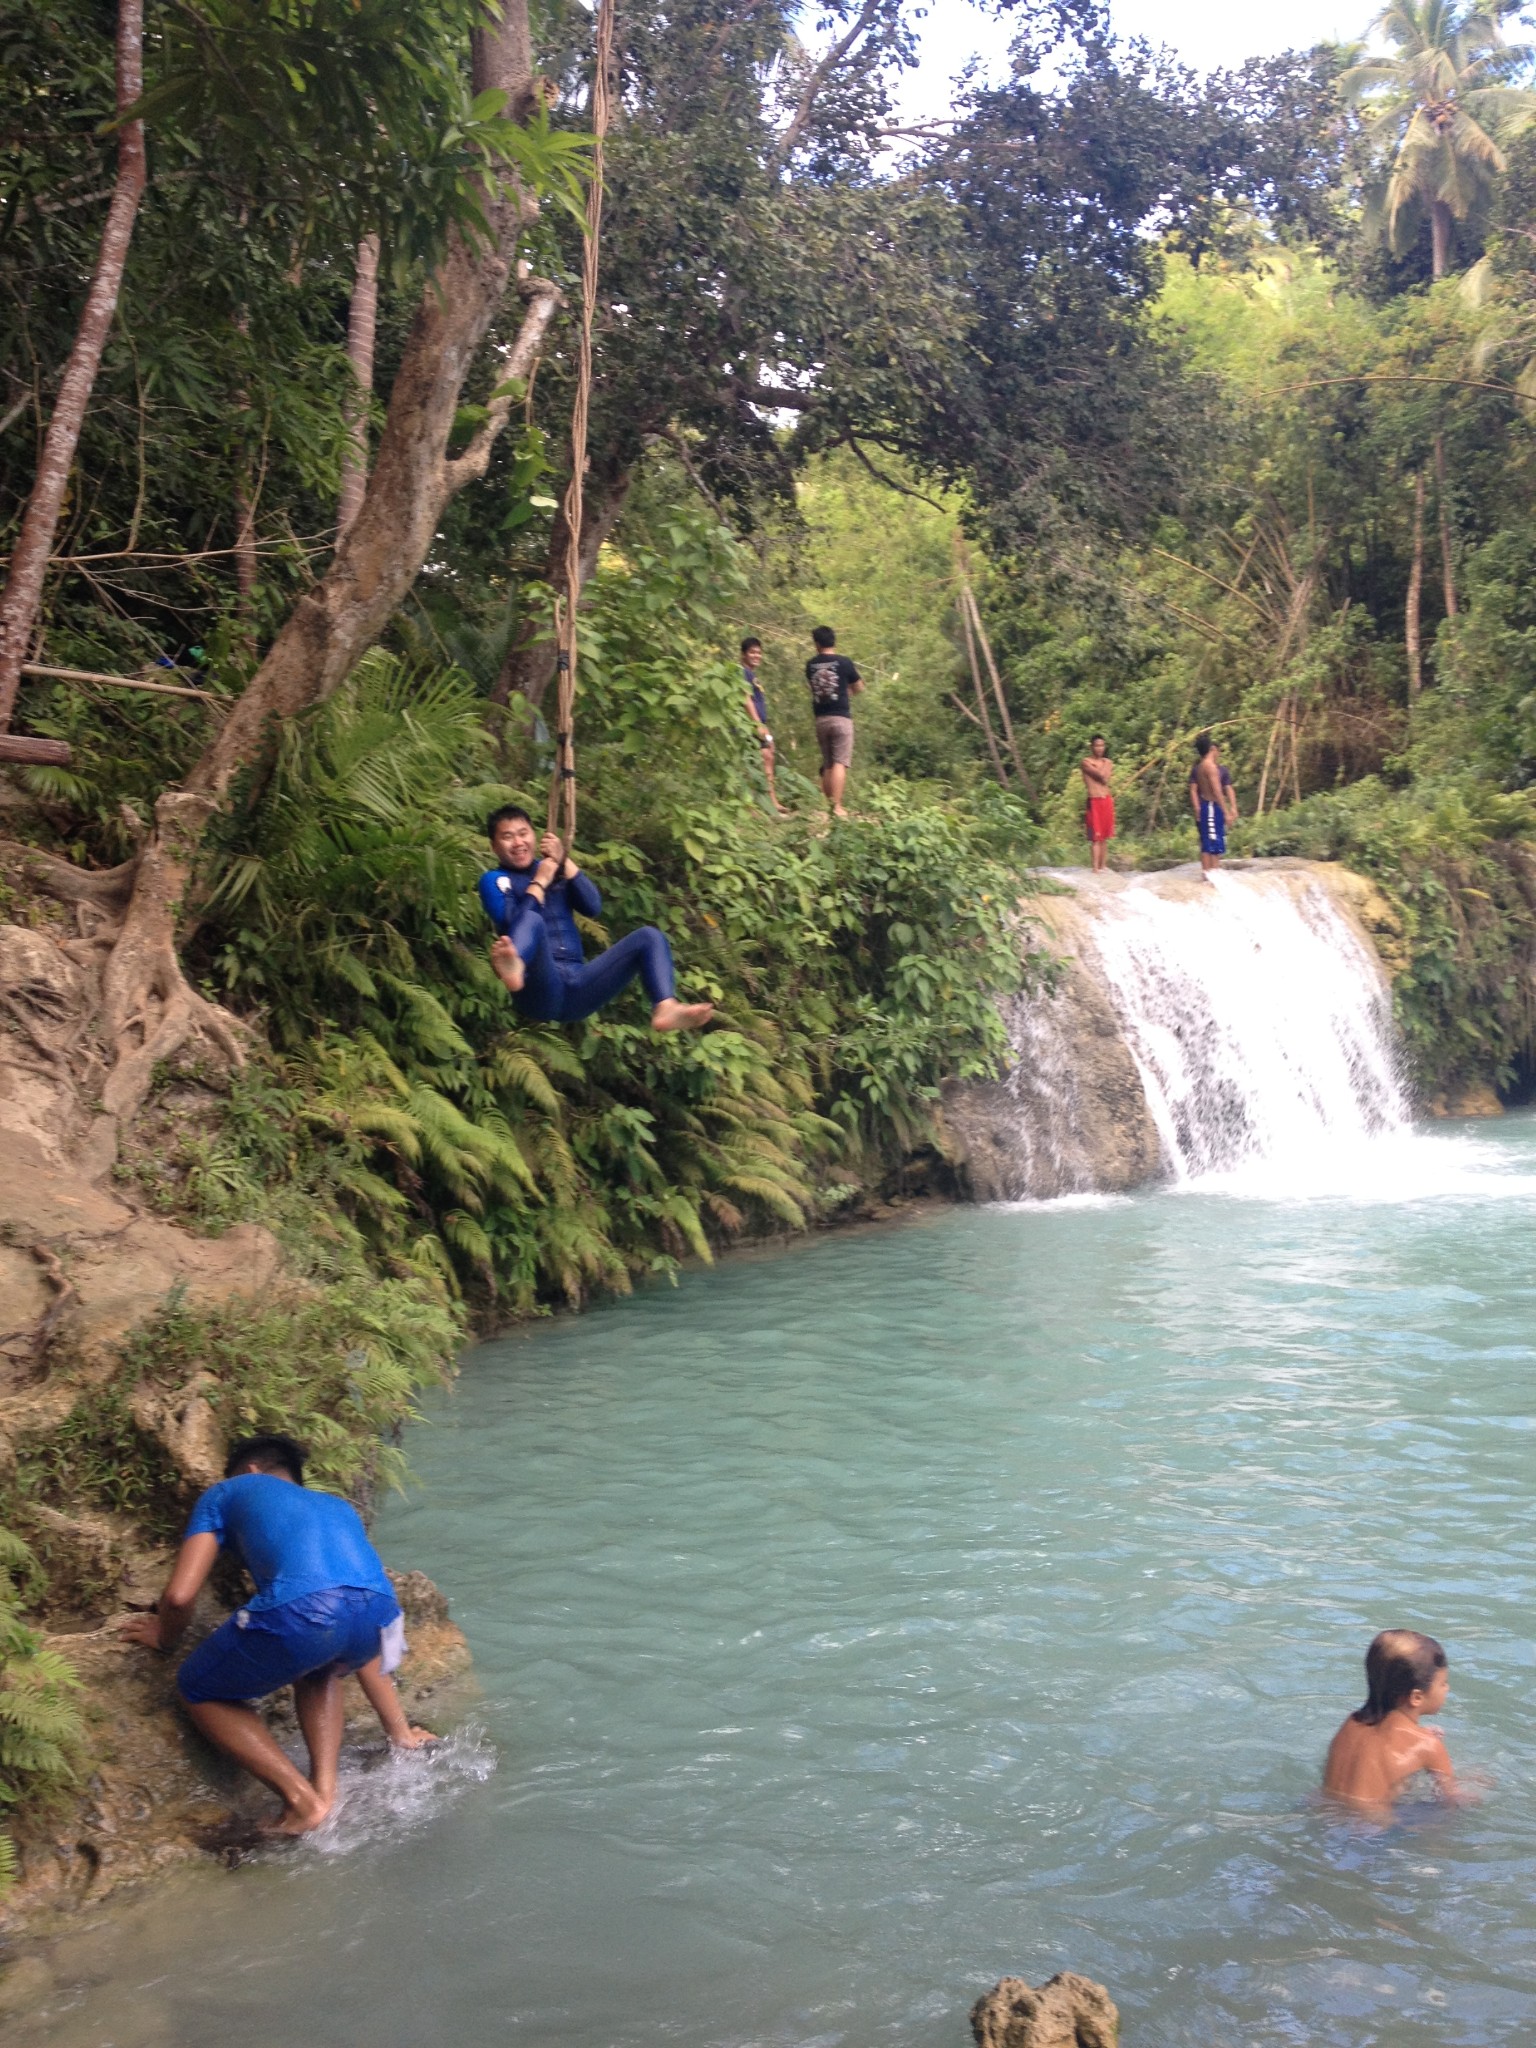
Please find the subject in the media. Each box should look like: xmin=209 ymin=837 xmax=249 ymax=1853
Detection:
xmin=257 ymin=1784 xmax=333 ymax=1837
xmin=490 ymin=936 xmax=525 ymax=993
xmin=832 ymin=806 xmax=849 ymax=820
xmin=393 ymin=1725 xmax=438 ymax=1749
xmin=651 ymin=999 xmax=714 ymax=1032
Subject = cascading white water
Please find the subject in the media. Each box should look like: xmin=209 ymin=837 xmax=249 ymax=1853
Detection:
xmin=1085 ymin=870 xmax=1407 ymax=1181
xmin=988 ymin=864 xmax=1411 ymax=1199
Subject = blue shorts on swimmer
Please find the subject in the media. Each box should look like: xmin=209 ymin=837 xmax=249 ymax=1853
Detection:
xmin=174 ymin=1472 xmax=402 ymax=1705
xmin=1198 ymin=800 xmax=1226 ymax=857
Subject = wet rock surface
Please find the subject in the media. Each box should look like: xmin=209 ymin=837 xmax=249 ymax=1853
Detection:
xmin=971 ymin=1972 xmax=1119 ymax=2048
xmin=0 ymin=1567 xmax=472 ymax=1938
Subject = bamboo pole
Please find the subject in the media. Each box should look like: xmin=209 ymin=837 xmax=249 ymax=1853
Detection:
xmin=956 ymin=581 xmax=1009 ymax=788
xmin=962 ymin=582 xmax=1037 ymax=800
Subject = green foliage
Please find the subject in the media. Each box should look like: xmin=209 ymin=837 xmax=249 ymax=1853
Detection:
xmin=174 ymin=532 xmax=1034 ymax=1303
xmin=0 ymin=1530 xmax=87 ymax=1895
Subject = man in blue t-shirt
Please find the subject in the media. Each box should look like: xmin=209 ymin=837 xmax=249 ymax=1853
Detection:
xmin=479 ymin=805 xmax=713 ymax=1031
xmin=122 ymin=1433 xmax=406 ymax=1835
xmin=741 ymin=636 xmax=788 ymax=815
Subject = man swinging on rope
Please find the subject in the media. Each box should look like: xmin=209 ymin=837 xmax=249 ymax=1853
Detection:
xmin=479 ymin=807 xmax=713 ymax=1031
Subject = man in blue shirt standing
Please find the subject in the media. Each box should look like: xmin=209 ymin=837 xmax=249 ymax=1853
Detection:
xmin=741 ymin=636 xmax=788 ymax=815
xmin=122 ymin=1434 xmax=406 ymax=1835
xmin=479 ymin=805 xmax=713 ymax=1031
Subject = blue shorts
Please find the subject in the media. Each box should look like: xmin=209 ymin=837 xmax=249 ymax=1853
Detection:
xmin=1198 ymin=801 xmax=1226 ymax=856
xmin=177 ymin=1587 xmax=401 ymax=1705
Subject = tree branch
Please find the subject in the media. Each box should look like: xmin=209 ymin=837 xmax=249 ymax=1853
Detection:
xmin=840 ymin=433 xmax=948 ymax=510
xmin=442 ymin=275 xmax=562 ymax=490
xmin=773 ymin=0 xmax=884 ymax=167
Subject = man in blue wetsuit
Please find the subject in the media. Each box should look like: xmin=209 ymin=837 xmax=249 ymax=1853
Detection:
xmin=121 ymin=1434 xmax=407 ymax=1835
xmin=479 ymin=805 xmax=713 ymax=1031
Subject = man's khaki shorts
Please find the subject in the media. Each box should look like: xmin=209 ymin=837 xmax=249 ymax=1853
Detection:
xmin=815 ymin=716 xmax=854 ymax=769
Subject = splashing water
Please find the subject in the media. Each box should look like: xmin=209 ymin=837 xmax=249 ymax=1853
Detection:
xmin=298 ymin=1724 xmax=497 ymax=1861
xmin=1082 ymin=869 xmax=1406 ymax=1181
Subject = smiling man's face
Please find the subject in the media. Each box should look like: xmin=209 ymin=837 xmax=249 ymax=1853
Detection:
xmin=493 ymin=816 xmax=537 ymax=868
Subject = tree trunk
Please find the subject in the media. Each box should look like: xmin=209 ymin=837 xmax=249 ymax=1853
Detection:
xmin=337 ymin=233 xmax=382 ymax=541
xmin=0 ymin=0 xmax=147 ymax=730
xmin=1406 ymin=469 xmax=1424 ymax=703
xmin=1434 ymin=433 xmax=1457 ymax=619
xmin=85 ymin=0 xmax=562 ymax=1126
xmin=492 ymin=464 xmax=632 ymax=707
xmin=1430 ymin=201 xmax=1453 ymax=281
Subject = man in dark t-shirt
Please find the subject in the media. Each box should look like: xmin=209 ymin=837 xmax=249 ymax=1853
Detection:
xmin=804 ymin=624 xmax=864 ymax=817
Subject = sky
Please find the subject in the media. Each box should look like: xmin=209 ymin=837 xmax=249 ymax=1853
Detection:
xmin=897 ymin=0 xmax=1361 ymax=125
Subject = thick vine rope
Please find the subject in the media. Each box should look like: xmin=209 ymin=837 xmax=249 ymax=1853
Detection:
xmin=547 ymin=0 xmax=616 ymax=844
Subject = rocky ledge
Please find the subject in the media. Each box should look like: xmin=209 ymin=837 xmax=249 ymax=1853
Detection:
xmin=0 ymin=1566 xmax=471 ymax=1936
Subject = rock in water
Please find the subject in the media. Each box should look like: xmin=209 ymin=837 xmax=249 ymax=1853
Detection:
xmin=970 ymin=1973 xmax=1119 ymax=2048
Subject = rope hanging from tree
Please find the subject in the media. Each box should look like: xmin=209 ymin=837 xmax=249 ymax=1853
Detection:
xmin=547 ymin=0 xmax=616 ymax=845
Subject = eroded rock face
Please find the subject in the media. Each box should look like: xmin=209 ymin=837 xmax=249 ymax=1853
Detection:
xmin=970 ymin=1972 xmax=1119 ymax=2048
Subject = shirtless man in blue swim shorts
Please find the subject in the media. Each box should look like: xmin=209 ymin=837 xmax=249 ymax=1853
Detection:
xmin=1190 ymin=733 xmax=1238 ymax=880
xmin=122 ymin=1434 xmax=415 ymax=1835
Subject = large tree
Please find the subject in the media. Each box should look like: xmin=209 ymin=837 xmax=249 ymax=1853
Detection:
xmin=2 ymin=0 xmax=579 ymax=1120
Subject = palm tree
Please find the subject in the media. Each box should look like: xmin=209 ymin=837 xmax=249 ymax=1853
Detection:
xmin=1342 ymin=0 xmax=1536 ymax=276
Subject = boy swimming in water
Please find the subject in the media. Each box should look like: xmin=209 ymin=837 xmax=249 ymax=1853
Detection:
xmin=1322 ymin=1629 xmax=1460 ymax=1813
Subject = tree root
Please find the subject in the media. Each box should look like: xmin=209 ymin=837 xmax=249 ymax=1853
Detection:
xmin=99 ymin=793 xmax=246 ymax=1124
xmin=0 ymin=836 xmax=137 ymax=911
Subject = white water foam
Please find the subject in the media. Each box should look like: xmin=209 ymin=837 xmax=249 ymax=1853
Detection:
xmin=1002 ymin=867 xmax=1536 ymax=1205
xmin=268 ymin=1723 xmax=498 ymax=1863
xmin=1084 ymin=869 xmax=1406 ymax=1188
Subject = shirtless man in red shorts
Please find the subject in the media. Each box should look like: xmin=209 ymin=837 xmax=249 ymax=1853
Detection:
xmin=1080 ymin=734 xmax=1114 ymax=872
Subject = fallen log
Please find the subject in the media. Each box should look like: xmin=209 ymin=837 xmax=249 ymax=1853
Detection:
xmin=0 ymin=735 xmax=72 ymax=766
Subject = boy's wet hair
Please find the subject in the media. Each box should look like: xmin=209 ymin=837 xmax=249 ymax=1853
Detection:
xmin=225 ymin=1434 xmax=307 ymax=1485
xmin=486 ymin=803 xmax=532 ymax=842
xmin=1195 ymin=732 xmax=1214 ymax=757
xmin=1090 ymin=733 xmax=1106 ymax=746
xmin=740 ymin=636 xmax=762 ymax=654
xmin=1352 ymin=1629 xmax=1446 ymax=1726
xmin=812 ymin=625 xmax=837 ymax=650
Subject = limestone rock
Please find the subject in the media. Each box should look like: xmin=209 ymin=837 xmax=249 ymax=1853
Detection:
xmin=971 ymin=1972 xmax=1119 ymax=2048
xmin=389 ymin=1567 xmax=452 ymax=1628
xmin=130 ymin=1377 xmax=225 ymax=1490
xmin=1428 ymin=1081 xmax=1503 ymax=1118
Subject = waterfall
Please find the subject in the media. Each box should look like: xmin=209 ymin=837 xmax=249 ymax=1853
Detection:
xmin=969 ymin=864 xmax=1409 ymax=1199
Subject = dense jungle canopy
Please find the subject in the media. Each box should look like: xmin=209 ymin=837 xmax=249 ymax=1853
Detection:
xmin=6 ymin=0 xmax=1536 ymax=1856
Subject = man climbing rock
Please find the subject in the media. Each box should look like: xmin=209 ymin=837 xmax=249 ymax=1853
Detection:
xmin=121 ymin=1434 xmax=407 ymax=1836
xmin=1080 ymin=734 xmax=1114 ymax=872
xmin=479 ymin=806 xmax=713 ymax=1030
xmin=804 ymin=625 xmax=863 ymax=819
xmin=1190 ymin=733 xmax=1238 ymax=879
